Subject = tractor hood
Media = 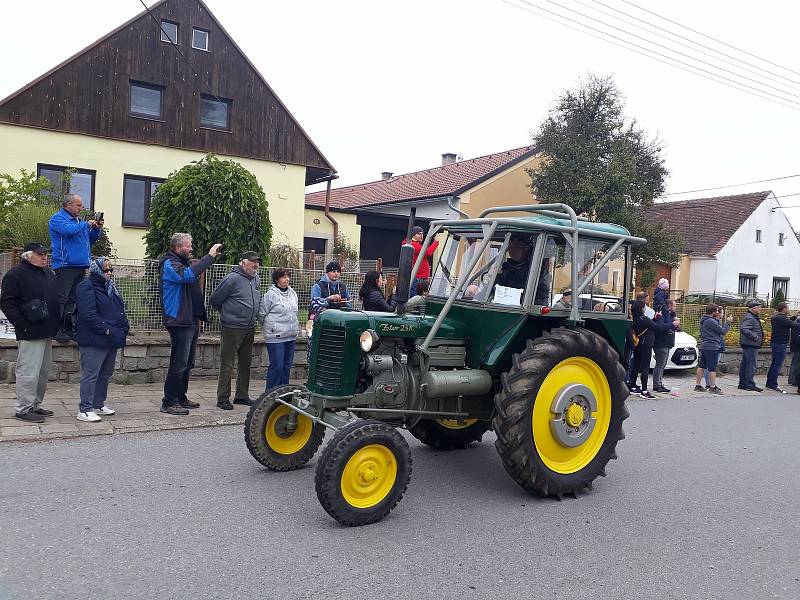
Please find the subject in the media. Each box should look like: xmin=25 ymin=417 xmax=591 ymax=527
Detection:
xmin=315 ymin=308 xmax=467 ymax=340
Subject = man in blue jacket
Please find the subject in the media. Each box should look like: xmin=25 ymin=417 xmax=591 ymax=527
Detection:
xmin=159 ymin=233 xmax=221 ymax=415
xmin=48 ymin=194 xmax=103 ymax=341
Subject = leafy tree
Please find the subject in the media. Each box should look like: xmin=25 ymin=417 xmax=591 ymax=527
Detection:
xmin=144 ymin=154 xmax=271 ymax=263
xmin=529 ymin=74 xmax=683 ymax=270
xmin=267 ymin=236 xmax=301 ymax=269
xmin=333 ymin=233 xmax=359 ymax=270
xmin=0 ymin=168 xmax=113 ymax=256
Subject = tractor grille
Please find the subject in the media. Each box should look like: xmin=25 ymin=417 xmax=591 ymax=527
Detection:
xmin=314 ymin=325 xmax=346 ymax=390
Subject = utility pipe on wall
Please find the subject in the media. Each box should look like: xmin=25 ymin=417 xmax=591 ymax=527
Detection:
xmin=323 ymin=175 xmax=340 ymax=241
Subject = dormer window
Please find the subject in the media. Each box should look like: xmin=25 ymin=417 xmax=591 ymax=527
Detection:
xmin=160 ymin=20 xmax=178 ymax=44
xmin=192 ymin=28 xmax=209 ymax=51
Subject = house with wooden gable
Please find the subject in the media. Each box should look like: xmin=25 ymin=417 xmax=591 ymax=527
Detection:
xmin=0 ymin=0 xmax=334 ymax=258
xmin=304 ymin=147 xmax=543 ymax=267
xmin=647 ymin=191 xmax=800 ymax=299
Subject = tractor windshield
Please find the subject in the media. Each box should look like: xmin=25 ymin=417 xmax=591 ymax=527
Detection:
xmin=429 ymin=231 xmax=540 ymax=306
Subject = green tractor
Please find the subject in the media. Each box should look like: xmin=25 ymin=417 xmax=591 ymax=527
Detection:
xmin=244 ymin=204 xmax=643 ymax=526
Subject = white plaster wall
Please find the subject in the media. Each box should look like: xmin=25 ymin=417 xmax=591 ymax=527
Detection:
xmin=688 ymin=257 xmax=718 ymax=291
xmin=714 ymin=194 xmax=800 ymax=297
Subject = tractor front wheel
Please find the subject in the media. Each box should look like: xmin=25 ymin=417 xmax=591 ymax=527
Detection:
xmin=315 ymin=420 xmax=412 ymax=526
xmin=409 ymin=418 xmax=491 ymax=450
xmin=244 ymin=385 xmax=326 ymax=471
xmin=493 ymin=327 xmax=629 ymax=497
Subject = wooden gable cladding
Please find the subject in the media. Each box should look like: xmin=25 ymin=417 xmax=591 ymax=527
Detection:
xmin=0 ymin=0 xmax=334 ymax=179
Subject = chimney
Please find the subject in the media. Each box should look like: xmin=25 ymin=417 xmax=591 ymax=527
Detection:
xmin=381 ymin=171 xmax=393 ymax=181
xmin=441 ymin=153 xmax=457 ymax=166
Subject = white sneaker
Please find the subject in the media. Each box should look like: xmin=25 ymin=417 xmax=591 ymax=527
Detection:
xmin=77 ymin=411 xmax=102 ymax=423
xmin=95 ymin=406 xmax=115 ymax=416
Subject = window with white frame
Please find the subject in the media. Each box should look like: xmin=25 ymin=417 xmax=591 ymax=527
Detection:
xmin=160 ymin=20 xmax=178 ymax=44
xmin=772 ymin=277 xmax=789 ymax=299
xmin=738 ymin=274 xmax=757 ymax=297
xmin=192 ymin=28 xmax=209 ymax=51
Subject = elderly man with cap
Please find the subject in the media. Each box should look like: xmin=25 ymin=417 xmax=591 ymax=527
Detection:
xmin=403 ymin=226 xmax=439 ymax=297
xmin=0 ymin=242 xmax=61 ymax=422
xmin=209 ymin=251 xmax=262 ymax=410
xmin=552 ymin=289 xmax=573 ymax=311
xmin=738 ymin=298 xmax=765 ymax=392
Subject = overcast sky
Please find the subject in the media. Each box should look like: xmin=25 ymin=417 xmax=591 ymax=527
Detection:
xmin=2 ymin=1 xmax=798 ymax=224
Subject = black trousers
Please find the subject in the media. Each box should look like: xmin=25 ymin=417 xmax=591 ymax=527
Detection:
xmin=632 ymin=344 xmax=653 ymax=390
xmin=163 ymin=323 xmax=199 ymax=407
xmin=54 ymin=267 xmax=86 ymax=332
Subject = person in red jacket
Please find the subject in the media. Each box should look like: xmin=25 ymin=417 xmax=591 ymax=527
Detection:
xmin=403 ymin=226 xmax=439 ymax=297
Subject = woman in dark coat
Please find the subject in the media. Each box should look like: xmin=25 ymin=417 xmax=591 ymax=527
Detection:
xmin=74 ymin=258 xmax=129 ymax=422
xmin=631 ymin=299 xmax=673 ymax=399
xmin=359 ymin=271 xmax=396 ymax=312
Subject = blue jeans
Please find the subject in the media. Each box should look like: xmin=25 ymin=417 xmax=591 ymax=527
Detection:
xmin=163 ymin=324 xmax=199 ymax=407
xmin=266 ymin=340 xmax=296 ymax=391
xmin=739 ymin=346 xmax=758 ymax=388
xmin=79 ymin=346 xmax=117 ymax=413
xmin=766 ymin=342 xmax=788 ymax=388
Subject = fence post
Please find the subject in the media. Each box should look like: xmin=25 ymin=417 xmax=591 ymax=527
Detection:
xmin=376 ymin=257 xmax=383 ymax=273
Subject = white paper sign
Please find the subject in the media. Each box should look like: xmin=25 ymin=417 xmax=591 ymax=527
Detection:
xmin=644 ymin=306 xmax=655 ymax=319
xmin=493 ymin=285 xmax=523 ymax=306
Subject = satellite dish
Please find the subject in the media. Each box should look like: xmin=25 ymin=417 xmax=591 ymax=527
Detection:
xmin=456 ymin=154 xmax=463 ymax=161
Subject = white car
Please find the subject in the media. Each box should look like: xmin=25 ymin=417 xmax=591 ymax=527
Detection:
xmin=650 ymin=330 xmax=699 ymax=370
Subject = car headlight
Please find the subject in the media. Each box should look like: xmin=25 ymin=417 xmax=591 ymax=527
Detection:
xmin=359 ymin=329 xmax=380 ymax=352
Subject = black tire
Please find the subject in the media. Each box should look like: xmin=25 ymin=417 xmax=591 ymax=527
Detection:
xmin=244 ymin=384 xmax=326 ymax=471
xmin=315 ymin=420 xmax=412 ymax=526
xmin=493 ymin=327 xmax=629 ymax=497
xmin=408 ymin=418 xmax=491 ymax=450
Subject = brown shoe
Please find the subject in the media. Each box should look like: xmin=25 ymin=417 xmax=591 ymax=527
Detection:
xmin=179 ymin=399 xmax=200 ymax=409
xmin=160 ymin=405 xmax=190 ymax=415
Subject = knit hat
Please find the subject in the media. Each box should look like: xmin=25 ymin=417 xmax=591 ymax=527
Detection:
xmin=658 ymin=278 xmax=670 ymax=290
xmin=411 ymin=226 xmax=424 ymax=236
xmin=325 ymin=261 xmax=342 ymax=273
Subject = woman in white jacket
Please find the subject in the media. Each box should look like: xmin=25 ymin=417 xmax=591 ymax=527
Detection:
xmin=259 ymin=268 xmax=299 ymax=391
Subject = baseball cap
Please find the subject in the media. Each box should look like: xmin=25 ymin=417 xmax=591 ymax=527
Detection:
xmin=241 ymin=251 xmax=261 ymax=261
xmin=746 ymin=299 xmax=762 ymax=308
xmin=23 ymin=242 xmax=48 ymax=254
xmin=411 ymin=226 xmax=424 ymax=236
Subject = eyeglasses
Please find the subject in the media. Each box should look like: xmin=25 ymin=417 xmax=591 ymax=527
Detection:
xmin=102 ymin=268 xmax=114 ymax=273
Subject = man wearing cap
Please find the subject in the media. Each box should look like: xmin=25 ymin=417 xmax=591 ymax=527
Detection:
xmin=738 ymin=299 xmax=765 ymax=392
xmin=552 ymin=290 xmax=573 ymax=311
xmin=0 ymin=242 xmax=61 ymax=423
xmin=403 ymin=226 xmax=439 ymax=297
xmin=208 ymin=251 xmax=261 ymax=410
xmin=311 ymin=261 xmax=351 ymax=312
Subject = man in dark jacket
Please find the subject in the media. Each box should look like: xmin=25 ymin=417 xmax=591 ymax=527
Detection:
xmin=766 ymin=301 xmax=800 ymax=393
xmin=0 ymin=242 xmax=61 ymax=423
xmin=159 ymin=233 xmax=221 ymax=415
xmin=48 ymin=193 xmax=104 ymax=341
xmin=208 ymin=251 xmax=261 ymax=410
xmin=738 ymin=299 xmax=765 ymax=391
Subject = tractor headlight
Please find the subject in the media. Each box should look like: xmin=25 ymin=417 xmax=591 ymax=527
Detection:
xmin=359 ymin=329 xmax=380 ymax=352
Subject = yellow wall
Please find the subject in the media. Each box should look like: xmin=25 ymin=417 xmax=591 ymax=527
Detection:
xmin=673 ymin=255 xmax=691 ymax=293
xmin=459 ymin=155 xmax=542 ymax=217
xmin=303 ymin=208 xmax=360 ymax=252
xmin=0 ymin=124 xmax=307 ymax=259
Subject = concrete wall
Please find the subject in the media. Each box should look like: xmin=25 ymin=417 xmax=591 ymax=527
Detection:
xmin=0 ymin=335 xmax=308 ymax=384
xmin=714 ymin=195 xmax=800 ymax=296
xmin=0 ymin=123 xmax=307 ymax=259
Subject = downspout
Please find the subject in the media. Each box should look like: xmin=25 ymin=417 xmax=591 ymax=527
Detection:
xmin=447 ymin=195 xmax=469 ymax=219
xmin=322 ymin=175 xmax=340 ymax=241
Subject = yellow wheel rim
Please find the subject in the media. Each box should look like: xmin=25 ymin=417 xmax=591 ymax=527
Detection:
xmin=435 ymin=418 xmax=478 ymax=430
xmin=340 ymin=444 xmax=398 ymax=508
xmin=531 ymin=356 xmax=612 ymax=474
xmin=265 ymin=404 xmax=313 ymax=455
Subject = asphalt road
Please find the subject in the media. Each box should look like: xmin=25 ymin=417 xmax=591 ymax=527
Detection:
xmin=1 ymin=393 xmax=799 ymax=600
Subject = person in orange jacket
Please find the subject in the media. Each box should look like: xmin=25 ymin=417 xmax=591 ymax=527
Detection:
xmin=402 ymin=226 xmax=439 ymax=297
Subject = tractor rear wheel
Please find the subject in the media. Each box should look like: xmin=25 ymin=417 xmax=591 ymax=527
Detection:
xmin=315 ymin=420 xmax=412 ymax=526
xmin=408 ymin=418 xmax=491 ymax=450
xmin=493 ymin=327 xmax=629 ymax=497
xmin=244 ymin=385 xmax=326 ymax=471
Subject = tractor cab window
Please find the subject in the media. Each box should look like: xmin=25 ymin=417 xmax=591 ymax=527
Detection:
xmin=546 ymin=235 xmax=626 ymax=313
xmin=429 ymin=231 xmax=538 ymax=307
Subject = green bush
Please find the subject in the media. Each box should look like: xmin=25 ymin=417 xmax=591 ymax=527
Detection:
xmin=144 ymin=154 xmax=271 ymax=263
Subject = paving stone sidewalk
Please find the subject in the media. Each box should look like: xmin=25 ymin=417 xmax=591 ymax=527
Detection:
xmin=0 ymin=371 xmax=789 ymax=443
